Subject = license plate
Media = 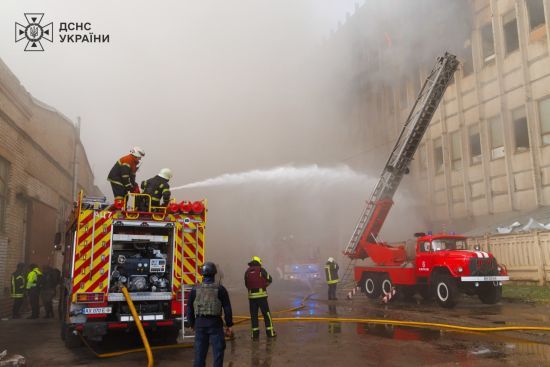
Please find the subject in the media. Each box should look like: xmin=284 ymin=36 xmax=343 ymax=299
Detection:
xmin=82 ymin=307 xmax=112 ymax=315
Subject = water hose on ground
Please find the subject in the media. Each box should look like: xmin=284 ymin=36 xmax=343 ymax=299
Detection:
xmin=121 ymin=287 xmax=154 ymax=367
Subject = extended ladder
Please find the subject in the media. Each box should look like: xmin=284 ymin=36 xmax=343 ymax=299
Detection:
xmin=343 ymin=53 xmax=459 ymax=258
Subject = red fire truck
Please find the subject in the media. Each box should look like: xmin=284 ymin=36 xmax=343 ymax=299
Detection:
xmin=343 ymin=53 xmax=508 ymax=308
xmin=60 ymin=192 xmax=206 ymax=347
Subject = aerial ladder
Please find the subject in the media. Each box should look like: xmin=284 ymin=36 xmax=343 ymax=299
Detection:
xmin=340 ymin=53 xmax=459 ymax=293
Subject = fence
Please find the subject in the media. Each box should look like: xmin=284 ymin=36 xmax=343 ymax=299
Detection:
xmin=467 ymin=231 xmax=550 ymax=285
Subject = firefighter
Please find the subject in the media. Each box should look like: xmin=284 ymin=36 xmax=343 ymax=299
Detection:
xmin=26 ymin=264 xmax=42 ymax=319
xmin=107 ymin=146 xmax=145 ymax=202
xmin=244 ymin=256 xmax=276 ymax=339
xmin=140 ymin=168 xmax=172 ymax=209
xmin=187 ymin=262 xmax=233 ymax=367
xmin=40 ymin=266 xmax=61 ymax=318
xmin=11 ymin=263 xmax=25 ymax=319
xmin=325 ymin=257 xmax=339 ymax=300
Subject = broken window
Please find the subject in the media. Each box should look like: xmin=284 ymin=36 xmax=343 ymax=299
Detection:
xmin=489 ymin=116 xmax=505 ymax=159
xmin=503 ymin=12 xmax=520 ymax=55
xmin=481 ymin=23 xmax=495 ymax=64
xmin=512 ymin=106 xmax=530 ymax=151
xmin=0 ymin=156 xmax=9 ymax=232
xmin=539 ymin=96 xmax=550 ymax=145
xmin=418 ymin=144 xmax=427 ymax=172
xmin=433 ymin=138 xmax=444 ymax=174
xmin=526 ymin=0 xmax=546 ymax=31
xmin=469 ymin=125 xmax=482 ymax=164
xmin=451 ymin=131 xmax=462 ymax=171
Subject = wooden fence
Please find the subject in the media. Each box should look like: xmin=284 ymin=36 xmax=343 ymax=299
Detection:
xmin=467 ymin=231 xmax=550 ymax=285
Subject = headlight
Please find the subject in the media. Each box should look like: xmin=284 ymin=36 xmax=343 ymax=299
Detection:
xmin=457 ymin=266 xmax=463 ymax=273
xmin=497 ymin=266 xmax=502 ymax=272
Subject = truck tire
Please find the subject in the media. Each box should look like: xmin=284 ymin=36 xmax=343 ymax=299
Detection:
xmin=432 ymin=274 xmax=459 ymax=308
xmin=478 ymin=283 xmax=502 ymax=304
xmin=380 ymin=275 xmax=393 ymax=295
xmin=362 ymin=272 xmax=381 ymax=299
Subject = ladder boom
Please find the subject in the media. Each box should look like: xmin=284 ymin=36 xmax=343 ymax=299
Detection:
xmin=344 ymin=53 xmax=459 ymax=259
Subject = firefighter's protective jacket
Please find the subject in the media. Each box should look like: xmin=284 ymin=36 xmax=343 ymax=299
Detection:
xmin=26 ymin=267 xmax=42 ymax=289
xmin=107 ymin=154 xmax=140 ymax=190
xmin=245 ymin=261 xmax=272 ymax=299
xmin=325 ymin=261 xmax=339 ymax=284
xmin=11 ymin=271 xmax=25 ymax=298
xmin=141 ymin=175 xmax=171 ymax=206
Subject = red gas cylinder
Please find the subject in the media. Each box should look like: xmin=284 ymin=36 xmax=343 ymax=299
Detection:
xmin=179 ymin=201 xmax=192 ymax=213
xmin=168 ymin=202 xmax=180 ymax=213
xmin=113 ymin=199 xmax=124 ymax=210
xmin=191 ymin=201 xmax=204 ymax=214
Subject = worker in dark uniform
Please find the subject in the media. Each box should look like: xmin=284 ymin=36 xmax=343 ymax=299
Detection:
xmin=325 ymin=257 xmax=340 ymax=300
xmin=139 ymin=168 xmax=172 ymax=210
xmin=26 ymin=264 xmax=42 ymax=319
xmin=41 ymin=266 xmax=61 ymax=318
xmin=11 ymin=263 xmax=26 ymax=319
xmin=244 ymin=256 xmax=276 ymax=339
xmin=107 ymin=146 xmax=145 ymax=202
xmin=325 ymin=257 xmax=339 ymax=300
xmin=187 ymin=262 xmax=233 ymax=367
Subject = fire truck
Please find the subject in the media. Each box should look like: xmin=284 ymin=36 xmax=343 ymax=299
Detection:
xmin=60 ymin=192 xmax=206 ymax=347
xmin=343 ymin=53 xmax=509 ymax=308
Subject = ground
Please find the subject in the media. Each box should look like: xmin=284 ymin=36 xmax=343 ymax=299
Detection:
xmin=2 ymin=284 xmax=550 ymax=366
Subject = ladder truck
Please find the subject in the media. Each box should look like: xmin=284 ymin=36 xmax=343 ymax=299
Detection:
xmin=343 ymin=53 xmax=509 ymax=308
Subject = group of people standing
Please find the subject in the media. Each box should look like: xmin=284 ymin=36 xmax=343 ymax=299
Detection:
xmin=107 ymin=146 xmax=173 ymax=209
xmin=11 ymin=263 xmax=61 ymax=319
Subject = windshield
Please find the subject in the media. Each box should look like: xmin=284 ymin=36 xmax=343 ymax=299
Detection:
xmin=431 ymin=238 xmax=467 ymax=251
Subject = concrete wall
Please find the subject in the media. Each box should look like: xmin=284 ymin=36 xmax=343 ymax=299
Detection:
xmin=0 ymin=58 xmax=99 ymax=316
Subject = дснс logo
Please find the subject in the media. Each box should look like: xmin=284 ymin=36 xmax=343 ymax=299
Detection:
xmin=15 ymin=13 xmax=53 ymax=51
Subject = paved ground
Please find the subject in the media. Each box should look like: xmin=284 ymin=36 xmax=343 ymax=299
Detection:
xmin=2 ymin=284 xmax=550 ymax=366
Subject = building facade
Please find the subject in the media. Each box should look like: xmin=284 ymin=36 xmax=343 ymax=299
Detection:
xmin=0 ymin=58 xmax=100 ymax=316
xmin=328 ymin=0 xmax=550 ymax=229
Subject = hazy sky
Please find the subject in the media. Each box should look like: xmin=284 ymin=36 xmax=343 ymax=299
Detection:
xmin=0 ymin=1 xmax=364 ymax=196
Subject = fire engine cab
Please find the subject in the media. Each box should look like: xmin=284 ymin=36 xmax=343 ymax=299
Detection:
xmin=60 ymin=192 xmax=206 ymax=347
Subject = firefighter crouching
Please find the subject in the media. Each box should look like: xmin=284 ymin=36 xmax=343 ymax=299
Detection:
xmin=325 ymin=257 xmax=339 ymax=300
xmin=139 ymin=168 xmax=172 ymax=210
xmin=11 ymin=263 xmax=25 ymax=319
xmin=26 ymin=264 xmax=42 ymax=319
xmin=187 ymin=262 xmax=233 ymax=367
xmin=107 ymin=146 xmax=145 ymax=203
xmin=244 ymin=256 xmax=276 ymax=339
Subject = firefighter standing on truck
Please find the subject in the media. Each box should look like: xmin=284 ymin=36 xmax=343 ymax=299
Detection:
xmin=325 ymin=257 xmax=339 ymax=300
xmin=244 ymin=256 xmax=276 ymax=339
xmin=140 ymin=168 xmax=172 ymax=210
xmin=187 ymin=262 xmax=233 ymax=367
xmin=11 ymin=263 xmax=25 ymax=319
xmin=107 ymin=147 xmax=145 ymax=201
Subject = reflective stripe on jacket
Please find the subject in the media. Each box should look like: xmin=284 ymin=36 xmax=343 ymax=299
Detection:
xmin=141 ymin=175 xmax=171 ymax=205
xmin=11 ymin=273 xmax=25 ymax=298
xmin=26 ymin=268 xmax=42 ymax=289
xmin=325 ymin=262 xmax=339 ymax=284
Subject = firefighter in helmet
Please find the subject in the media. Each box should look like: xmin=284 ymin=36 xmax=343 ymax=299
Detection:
xmin=187 ymin=262 xmax=233 ymax=367
xmin=107 ymin=146 xmax=145 ymax=202
xmin=244 ymin=256 xmax=276 ymax=339
xmin=139 ymin=168 xmax=173 ymax=210
xmin=11 ymin=263 xmax=25 ymax=319
xmin=325 ymin=257 xmax=339 ymax=300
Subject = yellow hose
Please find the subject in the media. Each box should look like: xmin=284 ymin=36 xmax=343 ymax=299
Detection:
xmin=122 ymin=286 xmax=154 ymax=367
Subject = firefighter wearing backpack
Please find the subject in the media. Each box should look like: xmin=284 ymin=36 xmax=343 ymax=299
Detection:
xmin=107 ymin=147 xmax=145 ymax=202
xmin=187 ymin=262 xmax=233 ymax=367
xmin=325 ymin=257 xmax=339 ymax=300
xmin=26 ymin=264 xmax=42 ymax=319
xmin=244 ymin=256 xmax=276 ymax=339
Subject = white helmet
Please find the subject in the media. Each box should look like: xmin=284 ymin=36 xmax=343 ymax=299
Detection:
xmin=130 ymin=146 xmax=145 ymax=158
xmin=328 ymin=257 xmax=334 ymax=263
xmin=159 ymin=168 xmax=173 ymax=180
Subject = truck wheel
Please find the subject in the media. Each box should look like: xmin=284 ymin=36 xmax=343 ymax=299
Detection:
xmin=62 ymin=322 xmax=83 ymax=348
xmin=478 ymin=283 xmax=502 ymax=304
xmin=432 ymin=274 xmax=459 ymax=308
xmin=362 ymin=273 xmax=381 ymax=299
xmin=380 ymin=275 xmax=393 ymax=295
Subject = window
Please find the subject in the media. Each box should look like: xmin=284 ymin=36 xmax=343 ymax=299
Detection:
xmin=526 ymin=0 xmax=546 ymax=31
xmin=418 ymin=144 xmax=427 ymax=172
xmin=512 ymin=106 xmax=530 ymax=151
xmin=0 ymin=157 xmax=9 ymax=231
xmin=433 ymin=138 xmax=444 ymax=174
xmin=481 ymin=23 xmax=496 ymax=64
xmin=469 ymin=125 xmax=482 ymax=164
xmin=489 ymin=117 xmax=505 ymax=159
xmin=539 ymin=97 xmax=550 ymax=145
xmin=451 ymin=131 xmax=462 ymax=170
xmin=503 ymin=12 xmax=520 ymax=54
xmin=461 ymin=40 xmax=474 ymax=76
